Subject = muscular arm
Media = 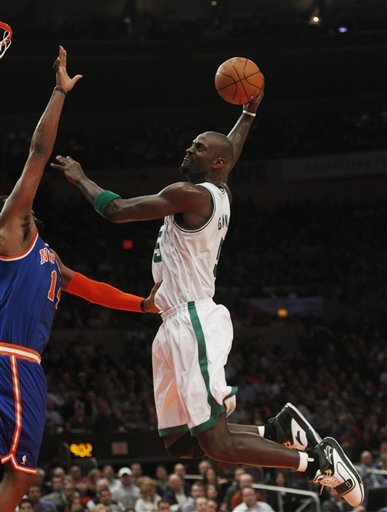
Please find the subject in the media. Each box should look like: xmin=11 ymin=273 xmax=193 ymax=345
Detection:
xmin=55 ymin=252 xmax=159 ymax=313
xmin=227 ymin=88 xmax=264 ymax=170
xmin=0 ymin=47 xmax=82 ymax=256
xmin=49 ymin=157 xmax=212 ymax=224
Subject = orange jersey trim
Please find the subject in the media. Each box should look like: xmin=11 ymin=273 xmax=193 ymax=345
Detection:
xmin=0 ymin=357 xmax=38 ymax=475
xmin=0 ymin=343 xmax=41 ymax=364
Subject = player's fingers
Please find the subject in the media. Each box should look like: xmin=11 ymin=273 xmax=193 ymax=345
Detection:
xmin=59 ymin=45 xmax=67 ymax=67
xmin=71 ymin=74 xmax=83 ymax=85
xmin=55 ymin=155 xmax=66 ymax=161
xmin=49 ymin=163 xmax=64 ymax=170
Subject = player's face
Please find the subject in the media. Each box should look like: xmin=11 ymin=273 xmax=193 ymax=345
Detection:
xmin=179 ymin=134 xmax=217 ymax=182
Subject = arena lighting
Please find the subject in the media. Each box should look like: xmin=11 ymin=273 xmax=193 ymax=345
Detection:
xmin=277 ymin=308 xmax=289 ymax=318
xmin=338 ymin=26 xmax=348 ymax=33
xmin=122 ymin=239 xmax=134 ymax=250
xmin=211 ymin=0 xmax=218 ymax=6
xmin=308 ymin=1 xmax=322 ymax=26
xmin=309 ymin=13 xmax=321 ymax=25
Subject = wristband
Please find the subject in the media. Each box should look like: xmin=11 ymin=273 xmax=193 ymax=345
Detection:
xmin=54 ymin=86 xmax=67 ymax=96
xmin=94 ymin=190 xmax=121 ymax=216
xmin=242 ymin=110 xmax=256 ymax=117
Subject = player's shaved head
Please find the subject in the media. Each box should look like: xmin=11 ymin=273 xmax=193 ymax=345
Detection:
xmin=203 ymin=131 xmax=234 ymax=162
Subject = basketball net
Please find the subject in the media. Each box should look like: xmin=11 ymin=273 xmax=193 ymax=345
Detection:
xmin=0 ymin=21 xmax=13 ymax=59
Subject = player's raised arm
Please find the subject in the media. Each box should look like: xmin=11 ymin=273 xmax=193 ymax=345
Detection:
xmin=226 ymin=88 xmax=264 ymax=171
xmin=0 ymin=46 xmax=82 ymax=256
xmin=50 ymin=154 xmax=211 ymax=223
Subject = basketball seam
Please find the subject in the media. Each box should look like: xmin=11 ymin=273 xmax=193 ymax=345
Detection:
xmin=216 ymin=71 xmax=262 ymax=91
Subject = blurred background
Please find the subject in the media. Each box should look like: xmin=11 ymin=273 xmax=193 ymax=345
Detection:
xmin=0 ymin=1 xmax=386 ymax=511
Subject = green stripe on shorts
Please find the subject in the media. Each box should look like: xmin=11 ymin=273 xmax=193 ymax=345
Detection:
xmin=188 ymin=301 xmax=225 ymax=436
xmin=158 ymin=424 xmax=190 ymax=437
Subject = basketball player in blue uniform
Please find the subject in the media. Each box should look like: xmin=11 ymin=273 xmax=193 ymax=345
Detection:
xmin=0 ymin=47 xmax=159 ymax=512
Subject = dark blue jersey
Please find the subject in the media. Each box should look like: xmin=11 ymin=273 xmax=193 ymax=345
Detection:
xmin=0 ymin=232 xmax=61 ymax=354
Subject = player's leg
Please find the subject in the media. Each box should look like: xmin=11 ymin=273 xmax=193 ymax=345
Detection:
xmin=164 ymin=432 xmax=205 ymax=460
xmin=197 ymin=412 xmax=302 ymax=468
xmin=196 ymin=414 xmax=364 ymax=507
xmin=228 ymin=402 xmax=322 ymax=451
xmin=0 ymin=462 xmax=36 ymax=512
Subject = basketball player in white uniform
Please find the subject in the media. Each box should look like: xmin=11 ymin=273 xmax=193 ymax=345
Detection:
xmin=53 ymin=91 xmax=364 ymax=507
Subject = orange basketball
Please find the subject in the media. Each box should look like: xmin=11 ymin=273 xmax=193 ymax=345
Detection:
xmin=215 ymin=57 xmax=264 ymax=105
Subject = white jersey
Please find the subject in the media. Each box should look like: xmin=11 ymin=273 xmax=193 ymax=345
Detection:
xmin=152 ymin=182 xmax=230 ymax=312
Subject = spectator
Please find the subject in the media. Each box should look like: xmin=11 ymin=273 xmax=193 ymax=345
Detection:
xmin=98 ymin=488 xmax=123 ymax=512
xmin=19 ymin=498 xmax=34 ymax=512
xmin=41 ymin=476 xmax=67 ymax=512
xmin=198 ymin=462 xmax=213 ymax=480
xmin=155 ymin=466 xmax=169 ymax=497
xmin=68 ymin=495 xmax=86 ymax=512
xmin=182 ymin=483 xmax=205 ymax=512
xmin=359 ymin=450 xmax=385 ymax=489
xmin=92 ymin=506 xmax=109 ymax=512
xmin=203 ymin=469 xmax=219 ymax=488
xmin=135 ymin=477 xmax=161 ymax=512
xmin=194 ymin=498 xmax=209 ymax=512
xmin=86 ymin=469 xmax=103 ymax=500
xmin=158 ymin=500 xmax=171 ymax=512
xmin=207 ymin=500 xmax=218 ymax=512
xmin=173 ymin=464 xmax=191 ymax=495
xmin=229 ymin=474 xmax=264 ymax=510
xmin=163 ymin=474 xmax=188 ymax=512
xmin=65 ymin=404 xmax=88 ymax=435
xmin=102 ymin=465 xmax=120 ymax=494
xmin=64 ymin=482 xmax=78 ymax=508
xmin=204 ymin=485 xmax=220 ymax=507
xmin=232 ymin=487 xmax=274 ymax=512
xmin=265 ymin=470 xmax=301 ymax=512
xmin=46 ymin=395 xmax=64 ymax=429
xmin=112 ymin=467 xmax=140 ymax=510
xmin=92 ymin=400 xmax=114 ymax=433
xmin=222 ymin=468 xmax=246 ymax=510
xmin=27 ymin=485 xmax=57 ymax=512
xmin=131 ymin=463 xmax=144 ymax=484
xmin=69 ymin=465 xmax=88 ymax=491
xmin=321 ymin=488 xmax=351 ymax=512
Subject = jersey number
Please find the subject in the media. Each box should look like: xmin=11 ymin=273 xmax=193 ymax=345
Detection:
xmin=48 ymin=270 xmax=61 ymax=309
xmin=153 ymin=228 xmax=163 ymax=263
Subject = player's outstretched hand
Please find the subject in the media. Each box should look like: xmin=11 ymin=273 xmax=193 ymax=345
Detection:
xmin=243 ymin=84 xmax=265 ymax=115
xmin=142 ymin=282 xmax=162 ymax=313
xmin=53 ymin=46 xmax=83 ymax=93
xmin=50 ymin=155 xmax=85 ymax=185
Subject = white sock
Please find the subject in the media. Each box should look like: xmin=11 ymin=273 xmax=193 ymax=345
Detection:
xmin=257 ymin=426 xmax=265 ymax=437
xmin=297 ymin=451 xmax=309 ymax=472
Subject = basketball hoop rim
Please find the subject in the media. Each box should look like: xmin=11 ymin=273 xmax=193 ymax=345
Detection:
xmin=0 ymin=21 xmax=13 ymax=44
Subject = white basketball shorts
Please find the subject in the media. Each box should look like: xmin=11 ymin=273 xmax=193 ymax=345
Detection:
xmin=152 ymin=298 xmax=237 ymax=437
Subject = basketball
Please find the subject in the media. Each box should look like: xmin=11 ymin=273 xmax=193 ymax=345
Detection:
xmin=215 ymin=57 xmax=264 ymax=105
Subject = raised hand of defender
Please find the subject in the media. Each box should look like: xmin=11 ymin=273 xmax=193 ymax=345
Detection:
xmin=53 ymin=46 xmax=83 ymax=93
xmin=50 ymin=155 xmax=85 ymax=185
